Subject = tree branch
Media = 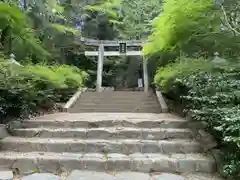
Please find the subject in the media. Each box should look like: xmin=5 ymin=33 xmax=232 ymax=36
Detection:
xmin=220 ymin=5 xmax=240 ymax=35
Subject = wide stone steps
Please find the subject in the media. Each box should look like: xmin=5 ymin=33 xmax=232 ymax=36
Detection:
xmin=11 ymin=127 xmax=193 ymax=139
xmin=1 ymin=113 xmax=218 ymax=175
xmin=21 ymin=118 xmax=187 ymax=129
xmin=1 ymin=137 xmax=202 ymax=154
xmin=0 ymin=151 xmax=216 ymax=174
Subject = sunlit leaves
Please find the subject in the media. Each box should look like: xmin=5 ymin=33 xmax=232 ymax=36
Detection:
xmin=0 ymin=2 xmax=50 ymax=59
xmin=84 ymin=0 xmax=122 ymax=20
xmin=143 ymin=0 xmax=214 ymax=54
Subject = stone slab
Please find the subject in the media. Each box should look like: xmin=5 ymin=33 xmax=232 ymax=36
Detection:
xmin=66 ymin=170 xmax=114 ymax=180
xmin=152 ymin=173 xmax=184 ymax=180
xmin=21 ymin=119 xmax=187 ymax=129
xmin=0 ymin=171 xmax=13 ymax=180
xmin=21 ymin=173 xmax=60 ymax=180
xmin=12 ymin=127 xmax=192 ymax=140
xmin=115 ymin=172 xmax=151 ymax=180
xmin=0 ymin=152 xmax=216 ymax=173
xmin=184 ymin=173 xmax=224 ymax=180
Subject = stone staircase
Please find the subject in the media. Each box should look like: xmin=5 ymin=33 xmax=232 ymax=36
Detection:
xmin=0 ymin=91 xmax=222 ymax=179
xmin=69 ymin=91 xmax=161 ymax=113
xmin=0 ymin=113 xmax=219 ymax=177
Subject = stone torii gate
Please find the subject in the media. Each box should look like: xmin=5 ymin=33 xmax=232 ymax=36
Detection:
xmin=80 ymin=37 xmax=149 ymax=92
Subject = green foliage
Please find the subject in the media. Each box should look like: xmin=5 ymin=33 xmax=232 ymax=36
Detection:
xmin=154 ymin=57 xmax=213 ymax=92
xmin=119 ymin=0 xmax=163 ymax=39
xmin=84 ymin=0 xmax=122 ymax=20
xmin=143 ymin=0 xmax=214 ymax=54
xmin=53 ymin=65 xmax=88 ymax=88
xmin=0 ymin=2 xmax=50 ymax=59
xmin=155 ymin=58 xmax=240 ymax=179
xmin=148 ymin=0 xmax=240 ymax=179
xmin=0 ymin=59 xmax=88 ymax=122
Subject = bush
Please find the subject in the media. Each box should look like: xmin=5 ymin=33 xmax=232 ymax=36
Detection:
xmin=26 ymin=65 xmax=88 ymax=102
xmin=154 ymin=57 xmax=240 ymax=179
xmin=154 ymin=57 xmax=213 ymax=92
xmin=0 ymin=59 xmax=88 ymax=122
xmin=52 ymin=65 xmax=88 ymax=88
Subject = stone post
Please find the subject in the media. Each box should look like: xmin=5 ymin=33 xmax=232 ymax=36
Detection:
xmin=143 ymin=57 xmax=149 ymax=93
xmin=96 ymin=44 xmax=104 ymax=92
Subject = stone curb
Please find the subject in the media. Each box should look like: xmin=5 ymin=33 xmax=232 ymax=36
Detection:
xmin=155 ymin=91 xmax=168 ymax=113
xmin=63 ymin=88 xmax=87 ymax=112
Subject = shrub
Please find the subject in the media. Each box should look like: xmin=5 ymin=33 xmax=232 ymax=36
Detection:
xmin=0 ymin=59 xmax=88 ymax=122
xmin=154 ymin=57 xmax=240 ymax=179
xmin=154 ymin=57 xmax=213 ymax=93
xmin=53 ymin=65 xmax=88 ymax=88
xmin=26 ymin=64 xmax=88 ymax=102
xmin=0 ymin=61 xmax=49 ymax=121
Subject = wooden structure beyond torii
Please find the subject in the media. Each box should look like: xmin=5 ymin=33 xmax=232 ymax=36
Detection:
xmin=79 ymin=37 xmax=149 ymax=92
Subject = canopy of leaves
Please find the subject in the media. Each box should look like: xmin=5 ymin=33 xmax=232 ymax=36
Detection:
xmin=143 ymin=0 xmax=214 ymax=54
xmin=119 ymin=0 xmax=163 ymax=39
xmin=0 ymin=2 xmax=50 ymax=59
xmin=84 ymin=0 xmax=122 ymax=21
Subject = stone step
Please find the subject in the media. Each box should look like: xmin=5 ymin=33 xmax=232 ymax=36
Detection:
xmin=72 ymin=108 xmax=161 ymax=112
xmin=73 ymin=107 xmax=161 ymax=112
xmin=79 ymin=93 xmax=157 ymax=97
xmin=1 ymin=137 xmax=202 ymax=154
xmin=11 ymin=128 xmax=193 ymax=139
xmin=75 ymin=100 xmax=158 ymax=107
xmin=75 ymin=105 xmax=160 ymax=109
xmin=79 ymin=94 xmax=158 ymax=100
xmin=81 ymin=92 xmax=154 ymax=95
xmin=21 ymin=118 xmax=188 ymax=129
xmin=0 ymin=152 xmax=216 ymax=174
xmin=31 ymin=112 xmax=179 ymax=120
xmin=78 ymin=98 xmax=157 ymax=102
xmin=70 ymin=109 xmax=161 ymax=113
xmin=78 ymin=98 xmax=158 ymax=102
xmin=55 ymin=170 xmax=225 ymax=180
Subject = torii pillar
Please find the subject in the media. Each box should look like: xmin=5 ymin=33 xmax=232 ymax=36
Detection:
xmin=143 ymin=57 xmax=149 ymax=93
xmin=96 ymin=43 xmax=104 ymax=92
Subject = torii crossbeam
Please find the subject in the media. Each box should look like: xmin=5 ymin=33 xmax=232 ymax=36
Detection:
xmin=79 ymin=37 xmax=149 ymax=92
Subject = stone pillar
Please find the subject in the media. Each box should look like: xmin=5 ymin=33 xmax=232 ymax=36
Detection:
xmin=96 ymin=44 xmax=104 ymax=92
xmin=143 ymin=57 xmax=149 ymax=92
